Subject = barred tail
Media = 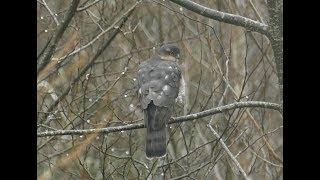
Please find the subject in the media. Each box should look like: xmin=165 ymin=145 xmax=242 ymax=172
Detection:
xmin=145 ymin=101 xmax=169 ymax=158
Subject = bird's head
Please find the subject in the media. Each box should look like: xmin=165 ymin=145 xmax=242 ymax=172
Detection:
xmin=157 ymin=44 xmax=181 ymax=62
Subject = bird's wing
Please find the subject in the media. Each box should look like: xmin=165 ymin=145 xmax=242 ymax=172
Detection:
xmin=137 ymin=58 xmax=181 ymax=109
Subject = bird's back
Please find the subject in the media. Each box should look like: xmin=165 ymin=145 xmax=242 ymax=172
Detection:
xmin=137 ymin=56 xmax=182 ymax=158
xmin=137 ymin=57 xmax=181 ymax=110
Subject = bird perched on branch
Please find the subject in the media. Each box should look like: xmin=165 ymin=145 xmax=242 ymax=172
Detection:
xmin=137 ymin=44 xmax=183 ymax=158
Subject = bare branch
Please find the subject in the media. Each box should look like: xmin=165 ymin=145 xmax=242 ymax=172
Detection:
xmin=37 ymin=101 xmax=282 ymax=137
xmin=267 ymin=0 xmax=283 ymax=99
xmin=167 ymin=0 xmax=283 ymax=100
xmin=168 ymin=0 xmax=269 ymax=36
xmin=207 ymin=124 xmax=248 ymax=179
xmin=37 ymin=0 xmax=81 ymax=74
xmin=249 ymin=0 xmax=265 ymax=24
xmin=41 ymin=0 xmax=60 ymax=26
xmin=57 ymin=2 xmax=140 ymax=61
xmin=40 ymin=4 xmax=137 ymax=124
xmin=77 ymin=0 xmax=102 ymax=11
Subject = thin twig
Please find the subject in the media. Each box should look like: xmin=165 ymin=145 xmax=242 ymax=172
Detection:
xmin=207 ymin=124 xmax=248 ymax=179
xmin=249 ymin=0 xmax=265 ymax=24
xmin=168 ymin=0 xmax=269 ymax=36
xmin=40 ymin=4 xmax=137 ymax=124
xmin=57 ymin=2 xmax=140 ymax=62
xmin=37 ymin=0 xmax=81 ymax=74
xmin=41 ymin=0 xmax=60 ymax=26
xmin=77 ymin=0 xmax=102 ymax=11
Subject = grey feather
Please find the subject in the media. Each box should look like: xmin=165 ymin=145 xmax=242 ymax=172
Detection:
xmin=138 ymin=57 xmax=181 ymax=109
xmin=137 ymin=52 xmax=181 ymax=158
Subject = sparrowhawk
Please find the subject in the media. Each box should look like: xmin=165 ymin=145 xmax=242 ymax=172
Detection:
xmin=137 ymin=44 xmax=182 ymax=158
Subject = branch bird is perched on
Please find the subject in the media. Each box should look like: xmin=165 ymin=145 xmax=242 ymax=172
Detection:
xmin=137 ymin=44 xmax=182 ymax=158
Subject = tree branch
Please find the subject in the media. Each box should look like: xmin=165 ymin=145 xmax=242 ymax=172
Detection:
xmin=58 ymin=2 xmax=139 ymax=61
xmin=207 ymin=124 xmax=248 ymax=179
xmin=168 ymin=0 xmax=283 ymax=100
xmin=267 ymin=0 xmax=283 ymax=99
xmin=37 ymin=101 xmax=282 ymax=137
xmin=37 ymin=0 xmax=81 ymax=74
xmin=77 ymin=0 xmax=102 ymax=11
xmin=40 ymin=3 xmax=138 ymax=124
xmin=41 ymin=0 xmax=60 ymax=26
xmin=168 ymin=0 xmax=270 ymax=36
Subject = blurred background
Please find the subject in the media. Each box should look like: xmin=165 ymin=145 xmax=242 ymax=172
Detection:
xmin=37 ymin=0 xmax=283 ymax=179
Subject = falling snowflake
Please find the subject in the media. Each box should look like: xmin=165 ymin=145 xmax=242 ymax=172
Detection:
xmin=179 ymin=7 xmax=183 ymax=12
xmin=87 ymin=119 xmax=90 ymax=123
xmin=129 ymin=104 xmax=134 ymax=112
xmin=44 ymin=30 xmax=48 ymax=33
xmin=163 ymin=85 xmax=169 ymax=91
xmin=125 ymin=151 xmax=129 ymax=155
xmin=40 ymin=16 xmax=44 ymax=19
xmin=85 ymin=73 xmax=90 ymax=80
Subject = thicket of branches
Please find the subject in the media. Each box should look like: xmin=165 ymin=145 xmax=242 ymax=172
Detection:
xmin=37 ymin=0 xmax=283 ymax=179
